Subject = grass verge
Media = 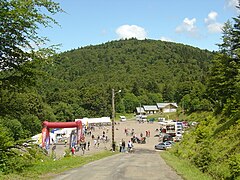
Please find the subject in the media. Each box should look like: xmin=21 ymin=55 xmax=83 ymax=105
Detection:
xmin=160 ymin=151 xmax=213 ymax=180
xmin=0 ymin=150 xmax=117 ymax=180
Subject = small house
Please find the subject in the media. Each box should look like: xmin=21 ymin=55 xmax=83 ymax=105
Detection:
xmin=157 ymin=103 xmax=178 ymax=113
xmin=143 ymin=105 xmax=159 ymax=114
xmin=135 ymin=107 xmax=146 ymax=115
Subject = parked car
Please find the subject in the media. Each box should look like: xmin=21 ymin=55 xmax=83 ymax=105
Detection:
xmin=120 ymin=116 xmax=126 ymax=122
xmin=165 ymin=141 xmax=175 ymax=146
xmin=176 ymin=131 xmax=183 ymax=138
xmin=175 ymin=136 xmax=182 ymax=142
xmin=136 ymin=115 xmax=147 ymax=122
xmin=154 ymin=141 xmax=172 ymax=150
xmin=162 ymin=134 xmax=173 ymax=142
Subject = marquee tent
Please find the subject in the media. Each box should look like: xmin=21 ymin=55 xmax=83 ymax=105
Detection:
xmin=75 ymin=117 xmax=111 ymax=125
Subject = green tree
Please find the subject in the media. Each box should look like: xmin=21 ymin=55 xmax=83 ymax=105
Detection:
xmin=162 ymin=84 xmax=175 ymax=102
xmin=53 ymin=102 xmax=74 ymax=122
xmin=0 ymin=123 xmax=14 ymax=150
xmin=131 ymin=82 xmax=141 ymax=96
xmin=0 ymin=0 xmax=62 ymax=173
xmin=0 ymin=0 xmax=62 ymax=118
xmin=0 ymin=116 xmax=25 ymax=140
xmin=218 ymin=20 xmax=234 ymax=56
xmin=207 ymin=5 xmax=240 ymax=116
xmin=123 ymin=93 xmax=139 ymax=113
xmin=0 ymin=0 xmax=62 ymax=71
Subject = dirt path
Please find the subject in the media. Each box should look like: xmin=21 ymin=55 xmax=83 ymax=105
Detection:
xmin=52 ymin=120 xmax=163 ymax=157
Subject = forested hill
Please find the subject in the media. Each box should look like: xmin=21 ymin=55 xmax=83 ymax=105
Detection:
xmin=51 ymin=39 xmax=212 ymax=88
xmin=39 ymin=39 xmax=214 ymax=118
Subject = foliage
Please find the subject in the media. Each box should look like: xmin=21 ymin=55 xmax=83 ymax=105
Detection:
xmin=39 ymin=39 xmax=213 ymax=118
xmin=170 ymin=10 xmax=240 ymax=179
xmin=0 ymin=0 xmax=62 ymax=71
xmin=0 ymin=143 xmax=48 ymax=174
xmin=161 ymin=151 xmax=213 ymax=180
xmin=0 ymin=0 xmax=239 ymax=177
xmin=229 ymin=153 xmax=240 ymax=179
xmin=0 ymin=0 xmax=62 ymax=174
xmin=0 ymin=151 xmax=116 ymax=179
xmin=170 ymin=112 xmax=240 ymax=179
xmin=208 ymin=3 xmax=240 ymax=117
xmin=0 ymin=123 xmax=14 ymax=151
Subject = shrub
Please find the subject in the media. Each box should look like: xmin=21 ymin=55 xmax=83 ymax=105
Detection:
xmin=229 ymin=154 xmax=240 ymax=179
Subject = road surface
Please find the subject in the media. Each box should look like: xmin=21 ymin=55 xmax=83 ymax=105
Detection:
xmin=52 ymin=148 xmax=182 ymax=180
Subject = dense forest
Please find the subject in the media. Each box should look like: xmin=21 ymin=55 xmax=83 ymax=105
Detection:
xmin=38 ymin=38 xmax=214 ymax=119
xmin=0 ymin=0 xmax=239 ymax=179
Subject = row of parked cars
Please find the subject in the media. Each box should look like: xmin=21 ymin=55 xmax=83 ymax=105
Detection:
xmin=154 ymin=134 xmax=178 ymax=150
xmin=154 ymin=140 xmax=175 ymax=150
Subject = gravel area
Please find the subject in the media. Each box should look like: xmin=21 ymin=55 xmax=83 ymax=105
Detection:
xmin=51 ymin=120 xmax=163 ymax=158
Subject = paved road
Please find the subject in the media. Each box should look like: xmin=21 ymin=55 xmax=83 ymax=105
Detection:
xmin=52 ymin=148 xmax=182 ymax=180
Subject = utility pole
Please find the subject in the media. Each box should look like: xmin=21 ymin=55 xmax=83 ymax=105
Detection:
xmin=112 ymin=89 xmax=115 ymax=151
xmin=111 ymin=89 xmax=121 ymax=151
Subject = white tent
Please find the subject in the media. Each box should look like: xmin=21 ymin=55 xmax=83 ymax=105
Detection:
xmin=52 ymin=127 xmax=76 ymax=141
xmin=75 ymin=117 xmax=111 ymax=125
xmin=31 ymin=132 xmax=55 ymax=144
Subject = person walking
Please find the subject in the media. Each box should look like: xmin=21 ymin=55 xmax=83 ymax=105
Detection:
xmin=119 ymin=140 xmax=122 ymax=152
xmin=71 ymin=146 xmax=75 ymax=155
xmin=97 ymin=139 xmax=100 ymax=148
xmin=121 ymin=139 xmax=126 ymax=152
xmin=94 ymin=139 xmax=97 ymax=147
xmin=127 ymin=140 xmax=133 ymax=153
xmin=87 ymin=141 xmax=90 ymax=151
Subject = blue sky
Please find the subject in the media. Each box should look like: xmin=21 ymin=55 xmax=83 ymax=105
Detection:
xmin=41 ymin=0 xmax=239 ymax=52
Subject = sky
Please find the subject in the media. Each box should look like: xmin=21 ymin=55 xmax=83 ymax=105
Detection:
xmin=41 ymin=0 xmax=239 ymax=52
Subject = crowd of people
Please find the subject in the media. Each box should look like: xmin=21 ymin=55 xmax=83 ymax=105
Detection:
xmin=50 ymin=121 xmax=159 ymax=158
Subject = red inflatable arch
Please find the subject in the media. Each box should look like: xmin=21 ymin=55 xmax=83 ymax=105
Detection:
xmin=42 ymin=120 xmax=83 ymax=149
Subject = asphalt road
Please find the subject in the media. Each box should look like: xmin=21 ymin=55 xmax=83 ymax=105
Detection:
xmin=52 ymin=148 xmax=183 ymax=180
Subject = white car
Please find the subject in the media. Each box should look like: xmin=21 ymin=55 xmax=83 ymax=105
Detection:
xmin=120 ymin=116 xmax=127 ymax=122
xmin=136 ymin=115 xmax=147 ymax=122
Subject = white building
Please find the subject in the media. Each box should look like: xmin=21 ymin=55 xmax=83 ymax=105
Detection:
xmin=157 ymin=103 xmax=178 ymax=113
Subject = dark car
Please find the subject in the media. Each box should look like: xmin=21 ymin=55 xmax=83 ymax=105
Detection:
xmin=154 ymin=141 xmax=172 ymax=150
xmin=163 ymin=134 xmax=173 ymax=142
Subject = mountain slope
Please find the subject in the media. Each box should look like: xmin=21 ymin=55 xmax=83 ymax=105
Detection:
xmin=39 ymin=39 xmax=214 ymax=117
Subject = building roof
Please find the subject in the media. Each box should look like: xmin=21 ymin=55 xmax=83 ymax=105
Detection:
xmin=143 ymin=105 xmax=159 ymax=111
xmin=157 ymin=103 xmax=178 ymax=108
xmin=136 ymin=107 xmax=145 ymax=114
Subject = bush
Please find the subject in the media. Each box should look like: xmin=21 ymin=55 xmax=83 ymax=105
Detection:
xmin=229 ymin=154 xmax=240 ymax=179
xmin=0 ymin=144 xmax=48 ymax=174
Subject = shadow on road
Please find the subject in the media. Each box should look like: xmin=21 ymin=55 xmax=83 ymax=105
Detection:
xmin=134 ymin=148 xmax=159 ymax=154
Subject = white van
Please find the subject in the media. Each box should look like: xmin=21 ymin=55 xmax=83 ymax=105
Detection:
xmin=120 ymin=116 xmax=127 ymax=122
xmin=136 ymin=115 xmax=147 ymax=122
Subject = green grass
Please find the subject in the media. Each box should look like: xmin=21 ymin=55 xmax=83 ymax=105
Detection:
xmin=160 ymin=151 xmax=213 ymax=180
xmin=0 ymin=151 xmax=117 ymax=180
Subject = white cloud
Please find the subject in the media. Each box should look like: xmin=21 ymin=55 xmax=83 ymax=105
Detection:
xmin=225 ymin=0 xmax=238 ymax=9
xmin=175 ymin=18 xmax=199 ymax=37
xmin=116 ymin=25 xmax=147 ymax=40
xmin=204 ymin=11 xmax=223 ymax=33
xmin=204 ymin=11 xmax=218 ymax=24
xmin=207 ymin=23 xmax=223 ymax=33
xmin=160 ymin=36 xmax=173 ymax=42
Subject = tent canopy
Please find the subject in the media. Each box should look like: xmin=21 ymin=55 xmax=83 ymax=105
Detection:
xmin=75 ymin=117 xmax=111 ymax=125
